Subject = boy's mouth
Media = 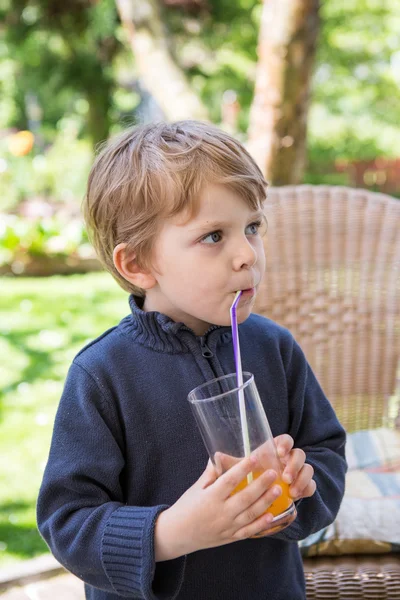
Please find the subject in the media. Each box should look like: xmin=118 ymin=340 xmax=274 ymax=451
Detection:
xmin=240 ymin=287 xmax=256 ymax=297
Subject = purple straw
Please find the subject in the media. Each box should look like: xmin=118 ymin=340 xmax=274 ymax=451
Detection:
xmin=230 ymin=292 xmax=252 ymax=477
xmin=230 ymin=291 xmax=244 ymax=389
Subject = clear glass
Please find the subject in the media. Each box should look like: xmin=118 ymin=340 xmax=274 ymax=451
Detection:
xmin=188 ymin=372 xmax=296 ymax=536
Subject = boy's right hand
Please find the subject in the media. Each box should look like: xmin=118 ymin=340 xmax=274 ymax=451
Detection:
xmin=154 ymin=455 xmax=282 ymax=561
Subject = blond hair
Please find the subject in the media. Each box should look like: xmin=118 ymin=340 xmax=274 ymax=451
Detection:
xmin=83 ymin=120 xmax=268 ymax=295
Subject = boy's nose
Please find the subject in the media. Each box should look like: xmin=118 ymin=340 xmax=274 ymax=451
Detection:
xmin=232 ymin=238 xmax=258 ymax=271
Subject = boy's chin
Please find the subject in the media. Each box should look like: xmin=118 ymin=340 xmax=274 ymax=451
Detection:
xmin=203 ymin=302 xmax=254 ymax=329
xmin=236 ymin=302 xmax=254 ymax=320
xmin=217 ymin=310 xmax=252 ymax=327
xmin=237 ymin=311 xmax=252 ymax=324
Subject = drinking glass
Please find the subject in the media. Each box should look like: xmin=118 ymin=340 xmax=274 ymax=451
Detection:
xmin=188 ymin=372 xmax=297 ymax=536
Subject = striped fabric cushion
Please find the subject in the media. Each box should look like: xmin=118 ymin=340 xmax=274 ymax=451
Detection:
xmin=299 ymin=428 xmax=400 ymax=556
xmin=345 ymin=427 xmax=400 ymax=471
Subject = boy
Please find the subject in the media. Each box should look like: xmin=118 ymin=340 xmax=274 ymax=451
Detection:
xmin=37 ymin=121 xmax=347 ymax=600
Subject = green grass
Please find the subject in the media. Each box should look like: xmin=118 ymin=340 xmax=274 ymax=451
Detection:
xmin=0 ymin=272 xmax=128 ymax=567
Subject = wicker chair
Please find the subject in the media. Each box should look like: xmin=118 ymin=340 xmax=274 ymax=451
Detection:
xmin=254 ymin=185 xmax=400 ymax=599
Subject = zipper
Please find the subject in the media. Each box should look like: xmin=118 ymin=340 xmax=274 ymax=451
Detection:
xmin=200 ymin=336 xmax=214 ymax=358
xmin=180 ymin=324 xmax=219 ymax=359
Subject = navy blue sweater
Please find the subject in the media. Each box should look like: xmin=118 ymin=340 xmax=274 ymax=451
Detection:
xmin=37 ymin=295 xmax=347 ymax=600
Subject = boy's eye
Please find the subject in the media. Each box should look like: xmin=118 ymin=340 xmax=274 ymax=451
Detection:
xmin=200 ymin=221 xmax=262 ymax=244
xmin=245 ymin=220 xmax=262 ymax=235
xmin=201 ymin=231 xmax=222 ymax=244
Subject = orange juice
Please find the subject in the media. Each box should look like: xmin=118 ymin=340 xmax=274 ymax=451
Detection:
xmin=232 ymin=470 xmax=292 ymax=517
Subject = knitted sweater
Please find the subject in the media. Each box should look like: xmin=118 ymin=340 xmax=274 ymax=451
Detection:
xmin=37 ymin=295 xmax=347 ymax=600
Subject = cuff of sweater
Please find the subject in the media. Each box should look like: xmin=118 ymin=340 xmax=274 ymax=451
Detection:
xmin=102 ymin=505 xmax=186 ymax=599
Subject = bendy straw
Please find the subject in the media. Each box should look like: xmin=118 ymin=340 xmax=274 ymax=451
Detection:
xmin=230 ymin=291 xmax=253 ymax=484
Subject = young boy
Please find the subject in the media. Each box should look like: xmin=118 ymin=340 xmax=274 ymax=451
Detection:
xmin=37 ymin=121 xmax=347 ymax=600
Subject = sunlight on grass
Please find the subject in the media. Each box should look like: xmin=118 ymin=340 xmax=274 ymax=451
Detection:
xmin=0 ymin=338 xmax=30 ymax=390
xmin=0 ymin=272 xmax=128 ymax=566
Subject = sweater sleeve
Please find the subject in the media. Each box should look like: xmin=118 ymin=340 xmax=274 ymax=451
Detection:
xmin=272 ymin=334 xmax=347 ymax=542
xmin=37 ymin=362 xmax=186 ymax=599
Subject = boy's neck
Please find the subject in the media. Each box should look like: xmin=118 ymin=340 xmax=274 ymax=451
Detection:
xmin=142 ymin=290 xmax=213 ymax=336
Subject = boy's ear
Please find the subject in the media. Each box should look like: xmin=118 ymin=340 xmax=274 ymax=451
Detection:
xmin=113 ymin=243 xmax=157 ymax=290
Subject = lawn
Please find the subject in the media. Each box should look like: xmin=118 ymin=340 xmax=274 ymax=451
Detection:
xmin=0 ymin=272 xmax=128 ymax=567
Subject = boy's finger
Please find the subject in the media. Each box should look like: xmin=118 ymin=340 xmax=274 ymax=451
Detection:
xmin=296 ymin=478 xmax=317 ymax=500
xmin=215 ymin=455 xmax=258 ymax=499
xmin=214 ymin=452 xmax=241 ymax=475
xmin=274 ymin=434 xmax=294 ymax=458
xmin=282 ymin=448 xmax=306 ymax=484
xmin=291 ymin=478 xmax=317 ymax=501
xmin=233 ymin=479 xmax=281 ymax=526
xmin=228 ymin=469 xmax=278 ymax=518
xmin=289 ymin=464 xmax=315 ymax=498
xmin=234 ymin=510 xmax=275 ymax=541
xmin=195 ymin=459 xmax=218 ymax=489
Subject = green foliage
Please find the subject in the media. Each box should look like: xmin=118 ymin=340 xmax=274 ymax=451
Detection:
xmin=1 ymin=0 xmax=400 ymax=231
xmin=0 ymin=273 xmax=127 ymax=566
xmin=0 ymin=214 xmax=91 ymax=269
xmin=160 ymin=0 xmax=400 ymax=181
xmin=166 ymin=0 xmax=261 ymax=128
xmin=0 ymin=133 xmax=93 ymax=211
xmin=2 ymin=0 xmax=400 ymax=192
xmin=0 ymin=0 xmax=123 ymax=146
xmin=308 ymin=0 xmax=400 ymax=167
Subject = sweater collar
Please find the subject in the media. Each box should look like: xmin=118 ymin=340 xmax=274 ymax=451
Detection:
xmin=122 ymin=294 xmax=232 ymax=354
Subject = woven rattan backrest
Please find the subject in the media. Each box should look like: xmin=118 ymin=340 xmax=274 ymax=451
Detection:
xmin=254 ymin=186 xmax=400 ymax=432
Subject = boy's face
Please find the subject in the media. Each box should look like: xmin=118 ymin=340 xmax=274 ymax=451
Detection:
xmin=144 ymin=183 xmax=266 ymax=335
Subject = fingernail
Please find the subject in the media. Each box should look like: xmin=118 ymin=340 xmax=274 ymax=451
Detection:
xmin=265 ymin=512 xmax=274 ymax=523
xmin=272 ymin=485 xmax=282 ymax=497
xmin=266 ymin=469 xmax=277 ymax=479
xmin=283 ymin=472 xmax=293 ymax=484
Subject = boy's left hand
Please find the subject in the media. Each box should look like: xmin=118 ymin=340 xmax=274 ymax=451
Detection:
xmin=275 ymin=434 xmax=316 ymax=501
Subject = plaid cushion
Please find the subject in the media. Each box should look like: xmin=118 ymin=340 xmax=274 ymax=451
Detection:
xmin=299 ymin=428 xmax=400 ymax=556
xmin=345 ymin=427 xmax=400 ymax=471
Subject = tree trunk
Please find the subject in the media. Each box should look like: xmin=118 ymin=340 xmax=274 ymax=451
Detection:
xmin=247 ymin=0 xmax=320 ymax=184
xmin=115 ymin=0 xmax=208 ymax=121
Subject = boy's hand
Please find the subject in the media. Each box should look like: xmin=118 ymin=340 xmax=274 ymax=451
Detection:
xmin=275 ymin=434 xmax=316 ymax=501
xmin=154 ymin=455 xmax=281 ymax=561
